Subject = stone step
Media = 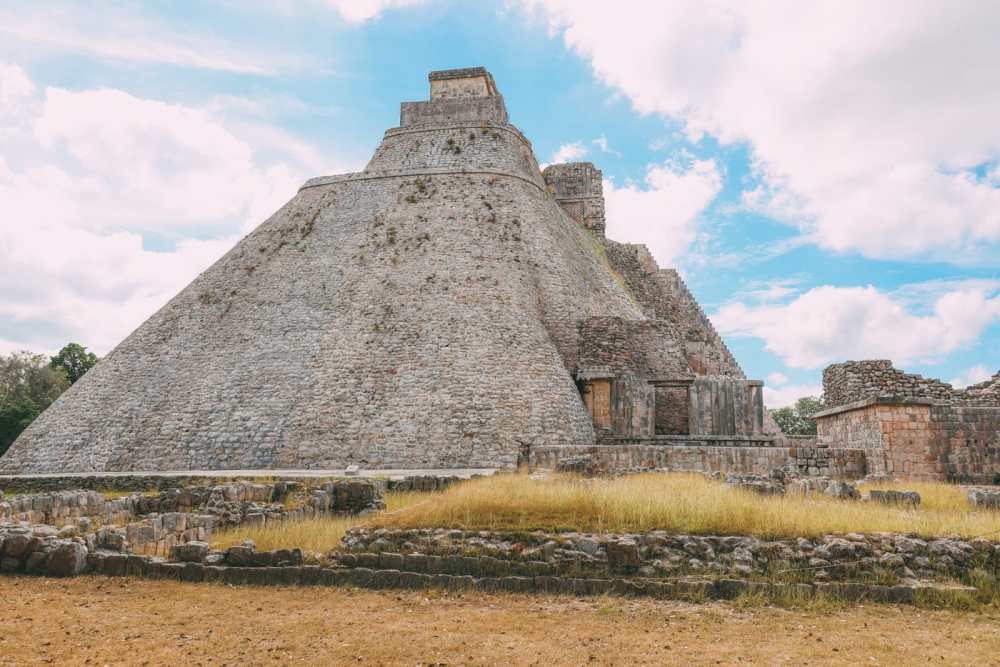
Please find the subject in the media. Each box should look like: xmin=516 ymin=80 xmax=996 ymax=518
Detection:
xmin=79 ymin=552 xmax=978 ymax=606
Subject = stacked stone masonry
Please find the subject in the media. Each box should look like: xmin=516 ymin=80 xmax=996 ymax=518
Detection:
xmin=817 ymin=360 xmax=1000 ymax=482
xmin=824 ymin=360 xmax=1000 ymax=408
xmin=2 ymin=521 xmax=986 ymax=606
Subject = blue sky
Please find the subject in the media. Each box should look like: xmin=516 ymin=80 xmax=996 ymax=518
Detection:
xmin=1 ymin=1 xmax=998 ymax=406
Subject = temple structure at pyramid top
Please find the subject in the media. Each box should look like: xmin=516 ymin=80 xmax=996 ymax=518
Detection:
xmin=1 ymin=67 xmax=799 ymax=477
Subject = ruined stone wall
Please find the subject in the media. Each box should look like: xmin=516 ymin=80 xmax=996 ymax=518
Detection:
xmin=530 ymin=442 xmax=866 ymax=479
xmin=901 ymin=405 xmax=1000 ymax=482
xmin=823 ymin=360 xmax=1000 ymax=408
xmin=600 ymin=242 xmax=743 ymax=378
xmin=541 ymin=162 xmax=606 ymax=236
xmin=817 ymin=400 xmax=1000 ymax=482
xmin=816 ymin=404 xmax=890 ymax=476
xmin=961 ymin=372 xmax=1000 ymax=404
xmin=823 ymin=360 xmax=953 ymax=407
xmin=576 ymin=317 xmax=688 ymax=378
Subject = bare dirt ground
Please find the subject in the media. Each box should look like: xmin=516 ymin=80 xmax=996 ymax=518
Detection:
xmin=3 ymin=577 xmax=1000 ymax=666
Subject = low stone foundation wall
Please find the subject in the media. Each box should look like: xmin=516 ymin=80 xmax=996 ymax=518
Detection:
xmin=1 ymin=489 xmax=136 ymax=526
xmin=2 ymin=526 xmax=983 ymax=606
xmin=82 ymin=553 xmax=959 ymax=605
xmin=0 ymin=475 xmax=245 ymax=495
xmin=337 ymin=528 xmax=999 ymax=586
xmin=1 ymin=479 xmax=384 ymax=529
xmin=531 ymin=443 xmax=867 ymax=479
xmin=816 ymin=398 xmax=1000 ymax=482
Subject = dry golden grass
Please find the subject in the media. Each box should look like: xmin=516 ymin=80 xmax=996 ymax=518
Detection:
xmin=373 ymin=473 xmax=1000 ymax=540
xmin=211 ymin=490 xmax=432 ymax=553
xmin=208 ymin=474 xmax=1000 ymax=552
xmin=858 ymin=479 xmax=972 ymax=512
xmin=4 ymin=576 xmax=1000 ymax=665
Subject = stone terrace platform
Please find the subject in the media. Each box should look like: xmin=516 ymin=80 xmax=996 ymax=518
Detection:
xmin=0 ymin=469 xmax=498 ymax=494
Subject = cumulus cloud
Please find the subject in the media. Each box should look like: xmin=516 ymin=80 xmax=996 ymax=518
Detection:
xmin=766 ymin=372 xmax=788 ymax=386
xmin=0 ymin=63 xmax=329 ymax=356
xmin=950 ymin=365 xmax=995 ymax=389
xmin=604 ymin=157 xmax=722 ymax=267
xmin=548 ymin=141 xmax=589 ymax=165
xmin=712 ymin=284 xmax=1000 ymax=369
xmin=763 ymin=383 xmax=824 ymax=410
xmin=761 ymin=370 xmax=822 ymax=409
xmin=521 ymin=1 xmax=1000 ymax=262
xmin=327 ymin=0 xmax=423 ymax=22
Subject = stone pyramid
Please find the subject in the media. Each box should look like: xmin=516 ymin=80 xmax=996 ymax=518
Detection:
xmin=0 ymin=68 xmax=749 ymax=474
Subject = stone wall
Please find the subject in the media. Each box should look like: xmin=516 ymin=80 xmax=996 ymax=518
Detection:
xmin=655 ymin=386 xmax=689 ymax=435
xmin=541 ymin=162 xmax=606 ymax=236
xmin=0 ymin=480 xmax=384 ymax=535
xmin=600 ymin=242 xmax=743 ymax=378
xmin=824 ymin=360 xmax=1000 ymax=408
xmin=817 ymin=399 xmax=1000 ymax=482
xmin=530 ymin=441 xmax=866 ymax=479
xmin=3 ymin=521 xmax=986 ymax=605
xmin=688 ymin=377 xmax=764 ymax=436
xmin=577 ymin=316 xmax=689 ymax=377
xmin=338 ymin=527 xmax=996 ymax=588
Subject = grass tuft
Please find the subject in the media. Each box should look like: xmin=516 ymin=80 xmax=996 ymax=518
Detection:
xmin=210 ymin=490 xmax=431 ymax=553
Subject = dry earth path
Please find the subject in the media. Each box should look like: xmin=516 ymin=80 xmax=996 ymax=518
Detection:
xmin=2 ymin=577 xmax=999 ymax=666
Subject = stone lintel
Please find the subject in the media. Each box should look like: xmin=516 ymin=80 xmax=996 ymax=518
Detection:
xmin=429 ymin=66 xmax=491 ymax=81
xmin=602 ymin=434 xmax=776 ymax=445
xmin=648 ymin=378 xmax=694 ymax=387
xmin=812 ymin=395 xmax=942 ymax=419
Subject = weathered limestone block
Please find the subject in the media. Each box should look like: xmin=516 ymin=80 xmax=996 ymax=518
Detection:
xmin=170 ymin=541 xmax=210 ymax=563
xmin=869 ymin=490 xmax=921 ymax=506
xmin=968 ymin=489 xmax=1000 ymax=509
xmin=3 ymin=532 xmax=32 ymax=558
xmin=606 ymin=539 xmax=641 ymax=574
xmin=45 ymin=541 xmax=87 ymax=577
xmin=824 ymin=481 xmax=860 ymax=500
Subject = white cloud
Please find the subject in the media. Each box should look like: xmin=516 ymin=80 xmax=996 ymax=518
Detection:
xmin=712 ymin=284 xmax=1000 ymax=369
xmin=0 ymin=63 xmax=333 ymax=356
xmin=763 ymin=383 xmax=823 ymax=410
xmin=521 ymin=1 xmax=1000 ymax=262
xmin=327 ymin=0 xmax=423 ymax=22
xmin=766 ymin=372 xmax=788 ymax=386
xmin=733 ymin=278 xmax=802 ymax=304
xmin=604 ymin=157 xmax=722 ymax=267
xmin=592 ymin=134 xmax=621 ymax=158
xmin=0 ymin=4 xmax=310 ymax=74
xmin=950 ymin=365 xmax=994 ymax=389
xmin=548 ymin=141 xmax=589 ymax=165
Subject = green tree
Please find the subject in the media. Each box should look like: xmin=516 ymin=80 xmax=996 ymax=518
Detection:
xmin=0 ymin=351 xmax=70 ymax=456
xmin=770 ymin=396 xmax=823 ymax=436
xmin=49 ymin=342 xmax=98 ymax=385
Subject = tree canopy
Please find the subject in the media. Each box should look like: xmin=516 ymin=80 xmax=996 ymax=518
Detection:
xmin=769 ymin=396 xmax=823 ymax=436
xmin=50 ymin=342 xmax=98 ymax=385
xmin=0 ymin=351 xmax=70 ymax=456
